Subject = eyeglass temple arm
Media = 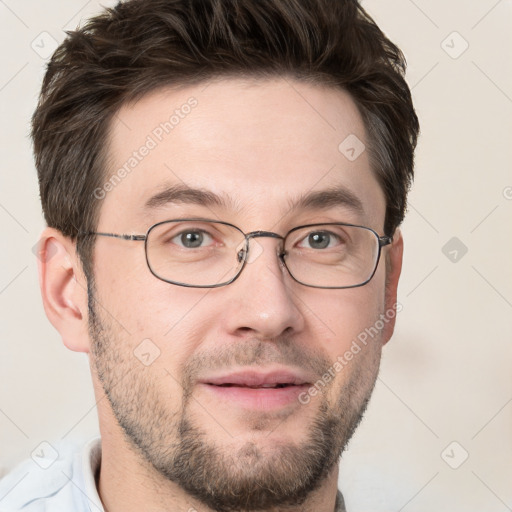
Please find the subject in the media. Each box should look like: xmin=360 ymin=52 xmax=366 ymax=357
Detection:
xmin=79 ymin=232 xmax=146 ymax=241
xmin=379 ymin=235 xmax=393 ymax=247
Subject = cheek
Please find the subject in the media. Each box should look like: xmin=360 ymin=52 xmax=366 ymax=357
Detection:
xmin=92 ymin=241 xmax=149 ymax=311
xmin=312 ymin=286 xmax=385 ymax=406
xmin=95 ymin=239 xmax=206 ymax=332
xmin=128 ymin=284 xmax=222 ymax=372
xmin=305 ymin=278 xmax=385 ymax=355
xmin=93 ymin=251 xmax=216 ymax=368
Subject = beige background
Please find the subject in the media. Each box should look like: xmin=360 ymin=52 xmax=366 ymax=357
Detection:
xmin=1 ymin=1 xmax=511 ymax=510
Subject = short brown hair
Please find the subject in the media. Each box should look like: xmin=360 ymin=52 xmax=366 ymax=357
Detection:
xmin=32 ymin=0 xmax=419 ymax=279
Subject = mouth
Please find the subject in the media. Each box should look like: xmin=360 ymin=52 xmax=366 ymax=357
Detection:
xmin=201 ymin=369 xmax=310 ymax=388
xmin=211 ymin=383 xmax=297 ymax=388
xmin=198 ymin=369 xmax=312 ymax=409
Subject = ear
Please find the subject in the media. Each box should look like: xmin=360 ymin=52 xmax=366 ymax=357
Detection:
xmin=36 ymin=227 xmax=91 ymax=353
xmin=381 ymin=228 xmax=403 ymax=345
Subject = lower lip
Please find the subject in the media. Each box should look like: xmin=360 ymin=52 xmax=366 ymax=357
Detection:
xmin=199 ymin=383 xmax=310 ymax=409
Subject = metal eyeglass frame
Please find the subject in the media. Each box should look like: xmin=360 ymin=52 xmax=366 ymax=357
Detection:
xmin=79 ymin=218 xmax=393 ymax=289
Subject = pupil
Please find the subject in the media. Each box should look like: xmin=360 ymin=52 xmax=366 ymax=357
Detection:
xmin=309 ymin=232 xmax=329 ymax=249
xmin=182 ymin=231 xmax=203 ymax=248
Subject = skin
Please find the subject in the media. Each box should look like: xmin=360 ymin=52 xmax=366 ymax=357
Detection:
xmin=38 ymin=78 xmax=403 ymax=512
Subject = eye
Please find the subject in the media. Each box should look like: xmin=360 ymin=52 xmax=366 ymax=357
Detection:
xmin=298 ymin=230 xmax=342 ymax=250
xmin=172 ymin=230 xmax=214 ymax=248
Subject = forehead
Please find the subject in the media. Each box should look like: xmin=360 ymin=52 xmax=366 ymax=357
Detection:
xmin=101 ymin=78 xmax=386 ymax=230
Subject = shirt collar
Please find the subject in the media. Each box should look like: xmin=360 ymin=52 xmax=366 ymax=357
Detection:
xmin=81 ymin=437 xmax=104 ymax=511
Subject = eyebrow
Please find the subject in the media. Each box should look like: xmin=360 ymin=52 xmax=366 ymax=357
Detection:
xmin=288 ymin=186 xmax=365 ymax=216
xmin=143 ymin=183 xmax=364 ymax=216
xmin=144 ymin=184 xmax=236 ymax=210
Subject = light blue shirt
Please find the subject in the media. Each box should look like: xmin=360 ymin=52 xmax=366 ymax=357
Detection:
xmin=0 ymin=438 xmax=103 ymax=512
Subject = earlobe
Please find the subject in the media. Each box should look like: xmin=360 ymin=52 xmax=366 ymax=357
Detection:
xmin=382 ymin=229 xmax=403 ymax=345
xmin=37 ymin=228 xmax=91 ymax=353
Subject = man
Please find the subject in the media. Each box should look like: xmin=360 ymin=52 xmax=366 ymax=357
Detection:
xmin=0 ymin=0 xmax=418 ymax=510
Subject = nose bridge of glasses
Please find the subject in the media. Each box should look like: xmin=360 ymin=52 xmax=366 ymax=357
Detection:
xmin=236 ymin=230 xmax=285 ymax=264
xmin=246 ymin=230 xmax=284 ymax=241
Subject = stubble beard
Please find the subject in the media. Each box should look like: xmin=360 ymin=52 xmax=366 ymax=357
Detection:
xmin=88 ymin=287 xmax=381 ymax=511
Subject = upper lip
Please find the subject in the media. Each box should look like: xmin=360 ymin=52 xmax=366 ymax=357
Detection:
xmin=200 ymin=368 xmax=313 ymax=387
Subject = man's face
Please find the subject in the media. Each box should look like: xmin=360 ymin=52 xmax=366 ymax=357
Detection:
xmin=88 ymin=78 xmax=396 ymax=511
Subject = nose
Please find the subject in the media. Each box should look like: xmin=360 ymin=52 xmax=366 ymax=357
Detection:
xmin=222 ymin=236 xmax=305 ymax=339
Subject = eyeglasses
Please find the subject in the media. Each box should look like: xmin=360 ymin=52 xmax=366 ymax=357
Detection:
xmin=80 ymin=218 xmax=392 ymax=289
